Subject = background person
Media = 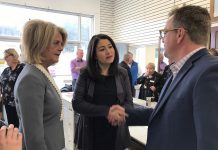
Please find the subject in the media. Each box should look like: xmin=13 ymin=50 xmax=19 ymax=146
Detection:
xmin=136 ymin=62 xmax=161 ymax=101
xmin=128 ymin=51 xmax=138 ymax=97
xmin=72 ymin=34 xmax=133 ymax=150
xmin=158 ymin=53 xmax=167 ymax=74
xmin=70 ymin=48 xmax=86 ymax=92
xmin=0 ymin=48 xmax=25 ymax=127
xmin=14 ymin=19 xmax=67 ymax=150
xmin=157 ymin=58 xmax=173 ymax=94
xmin=119 ymin=53 xmax=134 ymax=96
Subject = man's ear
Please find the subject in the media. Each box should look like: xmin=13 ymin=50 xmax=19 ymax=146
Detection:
xmin=177 ymin=28 xmax=186 ymax=44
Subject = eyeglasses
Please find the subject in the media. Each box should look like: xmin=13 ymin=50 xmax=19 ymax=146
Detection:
xmin=159 ymin=28 xmax=181 ymax=39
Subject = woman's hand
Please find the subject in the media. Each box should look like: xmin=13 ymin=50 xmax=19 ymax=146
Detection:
xmin=150 ymin=86 xmax=156 ymax=92
xmin=0 ymin=124 xmax=22 ymax=150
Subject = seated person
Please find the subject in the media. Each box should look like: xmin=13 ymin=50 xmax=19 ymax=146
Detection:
xmin=136 ymin=62 xmax=161 ymax=101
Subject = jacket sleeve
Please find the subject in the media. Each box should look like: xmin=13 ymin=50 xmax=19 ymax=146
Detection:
xmin=72 ymin=69 xmax=110 ymax=117
xmin=136 ymin=74 xmax=145 ymax=84
xmin=193 ymin=63 xmax=218 ymax=150
xmin=125 ymin=107 xmax=153 ymax=126
xmin=119 ymin=68 xmax=133 ymax=108
xmin=15 ymin=74 xmax=48 ymax=150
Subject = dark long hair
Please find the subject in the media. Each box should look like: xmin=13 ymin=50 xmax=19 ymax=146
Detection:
xmin=86 ymin=34 xmax=119 ymax=79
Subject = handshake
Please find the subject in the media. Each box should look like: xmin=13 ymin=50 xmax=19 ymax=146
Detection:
xmin=107 ymin=105 xmax=128 ymax=126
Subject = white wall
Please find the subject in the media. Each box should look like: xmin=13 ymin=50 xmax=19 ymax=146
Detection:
xmin=0 ymin=0 xmax=101 ymax=34
xmin=107 ymin=0 xmax=210 ymax=46
xmin=100 ymin=0 xmax=114 ymax=37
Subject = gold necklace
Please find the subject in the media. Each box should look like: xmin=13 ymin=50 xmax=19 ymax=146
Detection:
xmin=34 ymin=64 xmax=63 ymax=121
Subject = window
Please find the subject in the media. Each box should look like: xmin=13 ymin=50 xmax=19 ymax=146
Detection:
xmin=81 ymin=16 xmax=93 ymax=41
xmin=210 ymin=0 xmax=218 ymax=22
xmin=0 ymin=3 xmax=93 ymax=88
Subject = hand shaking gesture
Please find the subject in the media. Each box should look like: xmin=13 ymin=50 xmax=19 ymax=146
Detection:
xmin=107 ymin=105 xmax=128 ymax=126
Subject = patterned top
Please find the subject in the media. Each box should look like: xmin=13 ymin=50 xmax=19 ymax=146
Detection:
xmin=0 ymin=63 xmax=25 ymax=106
xmin=170 ymin=47 xmax=204 ymax=80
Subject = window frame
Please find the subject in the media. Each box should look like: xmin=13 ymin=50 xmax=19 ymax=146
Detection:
xmin=210 ymin=0 xmax=218 ymax=22
xmin=0 ymin=3 xmax=94 ymax=78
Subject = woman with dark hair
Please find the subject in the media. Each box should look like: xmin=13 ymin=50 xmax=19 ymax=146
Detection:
xmin=72 ymin=34 xmax=133 ymax=150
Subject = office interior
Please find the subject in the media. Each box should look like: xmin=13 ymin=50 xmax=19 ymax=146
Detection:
xmin=0 ymin=0 xmax=217 ymax=149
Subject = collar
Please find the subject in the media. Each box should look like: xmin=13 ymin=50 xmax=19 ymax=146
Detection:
xmin=76 ymin=58 xmax=83 ymax=62
xmin=170 ymin=47 xmax=205 ymax=79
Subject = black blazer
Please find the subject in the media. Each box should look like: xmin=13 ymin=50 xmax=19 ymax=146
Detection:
xmin=119 ymin=61 xmax=134 ymax=96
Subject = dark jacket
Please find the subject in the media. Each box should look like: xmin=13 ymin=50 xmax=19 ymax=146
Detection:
xmin=137 ymin=71 xmax=161 ymax=101
xmin=156 ymin=64 xmax=173 ymax=94
xmin=72 ymin=66 xmax=133 ymax=150
xmin=119 ymin=61 xmax=134 ymax=96
xmin=130 ymin=61 xmax=138 ymax=85
xmin=126 ymin=49 xmax=218 ymax=150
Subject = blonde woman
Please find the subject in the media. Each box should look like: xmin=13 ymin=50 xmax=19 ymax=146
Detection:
xmin=14 ymin=19 xmax=67 ymax=150
xmin=0 ymin=48 xmax=25 ymax=127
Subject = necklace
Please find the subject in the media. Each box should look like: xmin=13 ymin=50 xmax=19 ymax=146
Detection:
xmin=34 ymin=64 xmax=63 ymax=121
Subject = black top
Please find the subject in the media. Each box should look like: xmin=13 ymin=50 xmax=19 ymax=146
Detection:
xmin=137 ymin=71 xmax=161 ymax=101
xmin=157 ymin=64 xmax=173 ymax=93
xmin=73 ymin=66 xmax=133 ymax=150
xmin=119 ymin=61 xmax=135 ymax=96
xmin=93 ymin=75 xmax=118 ymax=150
xmin=0 ymin=63 xmax=25 ymax=107
xmin=119 ymin=61 xmax=132 ymax=86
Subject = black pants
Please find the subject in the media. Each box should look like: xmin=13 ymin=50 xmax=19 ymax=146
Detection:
xmin=5 ymin=105 xmax=19 ymax=127
xmin=72 ymin=79 xmax=77 ymax=92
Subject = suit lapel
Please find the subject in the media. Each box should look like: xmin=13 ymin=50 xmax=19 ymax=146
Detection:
xmin=158 ymin=75 xmax=173 ymax=99
xmin=149 ymin=49 xmax=208 ymax=122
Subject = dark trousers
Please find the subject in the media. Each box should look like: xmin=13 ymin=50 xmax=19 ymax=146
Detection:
xmin=72 ymin=79 xmax=77 ymax=92
xmin=5 ymin=105 xmax=19 ymax=127
xmin=132 ymin=86 xmax=136 ymax=97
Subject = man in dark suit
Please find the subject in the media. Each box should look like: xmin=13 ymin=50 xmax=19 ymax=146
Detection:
xmin=120 ymin=53 xmax=134 ymax=96
xmin=126 ymin=5 xmax=218 ymax=150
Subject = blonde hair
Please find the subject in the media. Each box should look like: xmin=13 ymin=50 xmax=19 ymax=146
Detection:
xmin=4 ymin=48 xmax=20 ymax=63
xmin=21 ymin=19 xmax=67 ymax=64
xmin=146 ymin=62 xmax=155 ymax=69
